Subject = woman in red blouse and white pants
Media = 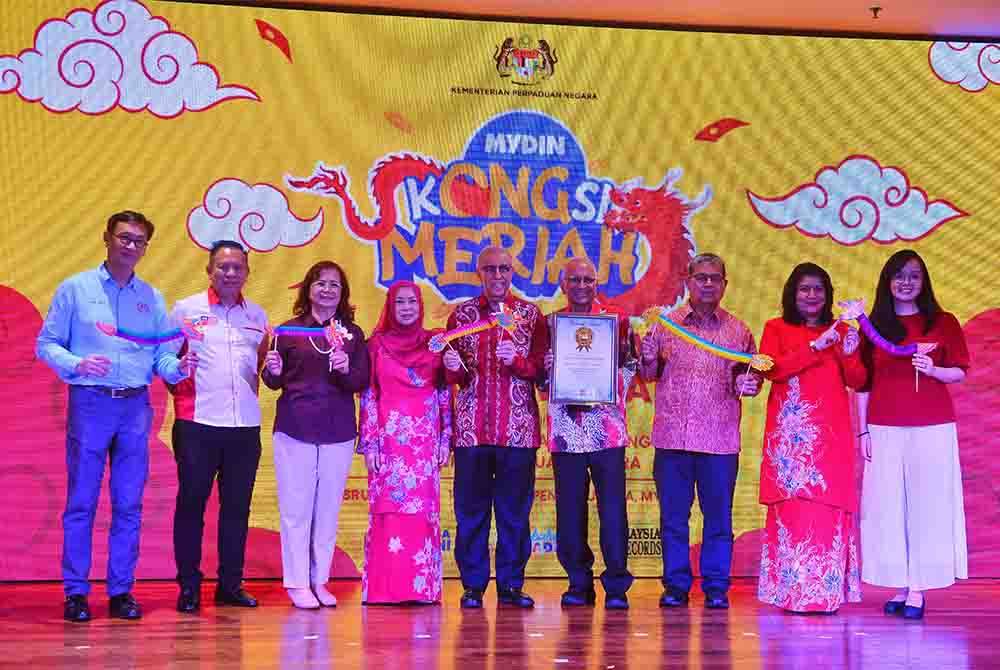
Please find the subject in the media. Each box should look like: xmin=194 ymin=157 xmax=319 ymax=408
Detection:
xmin=858 ymin=250 xmax=970 ymax=620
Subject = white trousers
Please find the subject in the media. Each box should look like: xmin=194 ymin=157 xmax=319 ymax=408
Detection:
xmin=272 ymin=432 xmax=354 ymax=588
xmin=860 ymin=423 xmax=968 ymax=590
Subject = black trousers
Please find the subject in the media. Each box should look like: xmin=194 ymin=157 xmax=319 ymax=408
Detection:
xmin=453 ymin=446 xmax=537 ymax=592
xmin=553 ymin=448 xmax=633 ymax=596
xmin=172 ymin=419 xmax=261 ymax=591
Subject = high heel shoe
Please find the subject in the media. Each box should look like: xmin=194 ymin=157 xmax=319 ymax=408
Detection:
xmin=883 ymin=599 xmax=906 ymax=615
xmin=288 ymin=587 xmax=320 ymax=609
xmin=902 ymin=595 xmax=925 ymax=620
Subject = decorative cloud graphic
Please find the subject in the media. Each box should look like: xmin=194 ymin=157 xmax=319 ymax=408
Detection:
xmin=187 ymin=179 xmax=323 ymax=252
xmin=0 ymin=0 xmax=258 ymax=118
xmin=929 ymin=42 xmax=1000 ymax=93
xmin=747 ymin=155 xmax=967 ymax=246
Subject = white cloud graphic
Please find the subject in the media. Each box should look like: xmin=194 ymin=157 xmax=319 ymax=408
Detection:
xmin=0 ymin=0 xmax=258 ymax=117
xmin=929 ymin=42 xmax=1000 ymax=93
xmin=187 ymin=179 xmax=323 ymax=252
xmin=747 ymin=155 xmax=967 ymax=246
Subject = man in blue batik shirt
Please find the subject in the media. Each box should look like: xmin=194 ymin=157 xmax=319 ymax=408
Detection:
xmin=37 ymin=210 xmax=197 ymax=622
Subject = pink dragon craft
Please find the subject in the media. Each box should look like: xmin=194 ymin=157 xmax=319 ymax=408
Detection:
xmin=96 ymin=315 xmax=218 ymax=345
xmin=427 ymin=304 xmax=523 ymax=353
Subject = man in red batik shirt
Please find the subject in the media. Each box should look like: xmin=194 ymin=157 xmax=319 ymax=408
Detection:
xmin=443 ymin=246 xmax=548 ymax=609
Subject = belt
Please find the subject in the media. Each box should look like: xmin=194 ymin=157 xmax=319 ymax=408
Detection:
xmin=89 ymin=385 xmax=148 ymax=399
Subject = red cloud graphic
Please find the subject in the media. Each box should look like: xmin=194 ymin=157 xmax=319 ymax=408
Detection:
xmin=187 ymin=178 xmax=324 ymax=252
xmin=0 ymin=0 xmax=258 ymax=118
xmin=747 ymin=155 xmax=967 ymax=246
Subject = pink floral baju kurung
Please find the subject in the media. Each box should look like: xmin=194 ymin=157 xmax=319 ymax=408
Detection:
xmin=359 ymin=283 xmax=451 ymax=604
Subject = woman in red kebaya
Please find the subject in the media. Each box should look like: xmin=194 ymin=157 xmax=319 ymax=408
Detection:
xmin=757 ymin=263 xmax=867 ymax=613
xmin=857 ymin=250 xmax=969 ymax=621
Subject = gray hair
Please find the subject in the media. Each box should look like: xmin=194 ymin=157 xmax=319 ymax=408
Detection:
xmin=687 ymin=253 xmax=726 ymax=277
xmin=476 ymin=245 xmax=512 ymax=269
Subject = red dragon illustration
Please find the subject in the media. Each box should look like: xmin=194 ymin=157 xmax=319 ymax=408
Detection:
xmin=286 ymin=154 xmax=490 ymax=241
xmin=600 ymin=169 xmax=712 ymax=318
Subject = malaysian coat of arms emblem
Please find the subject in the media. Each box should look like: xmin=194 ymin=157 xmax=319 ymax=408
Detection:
xmin=494 ymin=35 xmax=558 ymax=85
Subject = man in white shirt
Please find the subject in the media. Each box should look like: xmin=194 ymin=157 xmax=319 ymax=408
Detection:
xmin=169 ymin=240 xmax=269 ymax=613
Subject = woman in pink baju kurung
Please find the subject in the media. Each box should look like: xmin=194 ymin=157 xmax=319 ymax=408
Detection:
xmin=359 ymin=281 xmax=451 ymax=604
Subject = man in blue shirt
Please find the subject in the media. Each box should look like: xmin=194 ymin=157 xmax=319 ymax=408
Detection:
xmin=37 ymin=210 xmax=197 ymax=622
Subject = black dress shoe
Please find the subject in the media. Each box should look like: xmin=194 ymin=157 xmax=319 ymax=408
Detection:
xmin=605 ymin=594 xmax=629 ymax=610
xmin=109 ymin=593 xmax=142 ymax=620
xmin=902 ymin=596 xmax=925 ymax=620
xmin=659 ymin=589 xmax=689 ymax=608
xmin=460 ymin=589 xmax=484 ymax=609
xmin=497 ymin=587 xmax=535 ymax=608
xmin=177 ymin=585 xmax=201 ymax=613
xmin=215 ymin=587 xmax=258 ymax=608
xmin=705 ymin=592 xmax=730 ymax=609
xmin=64 ymin=595 xmax=91 ymax=622
xmin=884 ymin=599 xmax=906 ymax=615
xmin=560 ymin=589 xmax=597 ymax=607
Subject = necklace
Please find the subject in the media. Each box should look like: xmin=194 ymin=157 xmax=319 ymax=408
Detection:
xmin=308 ymin=336 xmax=334 ymax=356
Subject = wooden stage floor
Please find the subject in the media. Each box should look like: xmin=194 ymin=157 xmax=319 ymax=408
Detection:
xmin=0 ymin=578 xmax=995 ymax=669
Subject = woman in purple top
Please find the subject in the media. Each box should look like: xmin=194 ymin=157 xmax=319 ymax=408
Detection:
xmin=262 ymin=261 xmax=369 ymax=609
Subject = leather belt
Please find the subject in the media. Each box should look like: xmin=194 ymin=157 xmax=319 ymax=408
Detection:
xmin=89 ymin=386 xmax=148 ymax=399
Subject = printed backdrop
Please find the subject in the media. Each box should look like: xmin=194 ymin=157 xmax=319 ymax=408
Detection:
xmin=1 ymin=0 xmax=998 ymax=580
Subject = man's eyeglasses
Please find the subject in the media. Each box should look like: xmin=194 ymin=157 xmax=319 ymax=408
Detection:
xmin=565 ymin=276 xmax=596 ymax=286
xmin=114 ymin=234 xmax=148 ymax=249
xmin=690 ymin=273 xmax=725 ymax=285
xmin=480 ymin=264 xmax=512 ymax=275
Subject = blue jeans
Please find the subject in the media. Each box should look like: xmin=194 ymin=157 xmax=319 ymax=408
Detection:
xmin=653 ymin=449 xmax=739 ymax=595
xmin=63 ymin=386 xmax=153 ymax=597
xmin=453 ymin=446 xmax=537 ymax=592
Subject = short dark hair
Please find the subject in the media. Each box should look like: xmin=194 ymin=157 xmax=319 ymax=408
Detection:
xmin=293 ymin=260 xmax=356 ymax=323
xmin=106 ymin=210 xmax=154 ymax=240
xmin=869 ymin=249 xmax=942 ymax=343
xmin=781 ymin=262 xmax=835 ymax=326
xmin=208 ymin=239 xmax=249 ymax=264
xmin=687 ymin=253 xmax=726 ymax=277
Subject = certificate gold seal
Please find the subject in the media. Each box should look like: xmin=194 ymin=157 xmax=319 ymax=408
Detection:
xmin=574 ymin=326 xmax=594 ymax=351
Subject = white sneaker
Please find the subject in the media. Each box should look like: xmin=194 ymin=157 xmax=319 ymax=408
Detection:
xmin=312 ymin=583 xmax=338 ymax=607
xmin=288 ymin=587 xmax=320 ymax=609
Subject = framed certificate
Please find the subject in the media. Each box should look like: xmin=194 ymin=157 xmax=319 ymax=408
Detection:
xmin=550 ymin=312 xmax=619 ymax=405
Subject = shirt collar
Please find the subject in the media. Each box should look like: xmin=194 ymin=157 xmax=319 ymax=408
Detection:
xmin=681 ymin=302 xmax=723 ymax=327
xmin=558 ymin=300 xmax=605 ymax=315
xmin=98 ymin=262 xmax=137 ymax=290
xmin=478 ymin=292 xmax=515 ymax=313
xmin=208 ymin=285 xmax=246 ymax=307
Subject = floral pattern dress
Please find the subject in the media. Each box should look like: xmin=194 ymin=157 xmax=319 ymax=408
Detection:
xmin=757 ymin=318 xmax=867 ymax=612
xmin=359 ymin=342 xmax=451 ymax=603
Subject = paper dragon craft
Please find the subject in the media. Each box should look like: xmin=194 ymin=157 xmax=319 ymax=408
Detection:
xmin=96 ymin=315 xmax=218 ymax=345
xmin=836 ymin=299 xmax=937 ymax=356
xmin=270 ymin=322 xmax=352 ymax=349
xmin=428 ymin=303 xmax=523 ymax=353
xmin=645 ymin=307 xmax=775 ymax=372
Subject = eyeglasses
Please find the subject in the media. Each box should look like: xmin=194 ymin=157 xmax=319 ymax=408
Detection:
xmin=892 ymin=272 xmax=922 ymax=284
xmin=565 ymin=276 xmax=596 ymax=286
xmin=690 ymin=273 xmax=725 ymax=285
xmin=312 ymin=280 xmax=341 ymax=290
xmin=115 ymin=234 xmax=148 ymax=249
xmin=480 ymin=264 xmax=512 ymax=276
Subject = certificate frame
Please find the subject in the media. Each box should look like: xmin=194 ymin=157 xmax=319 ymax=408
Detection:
xmin=549 ymin=312 xmax=619 ymax=405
